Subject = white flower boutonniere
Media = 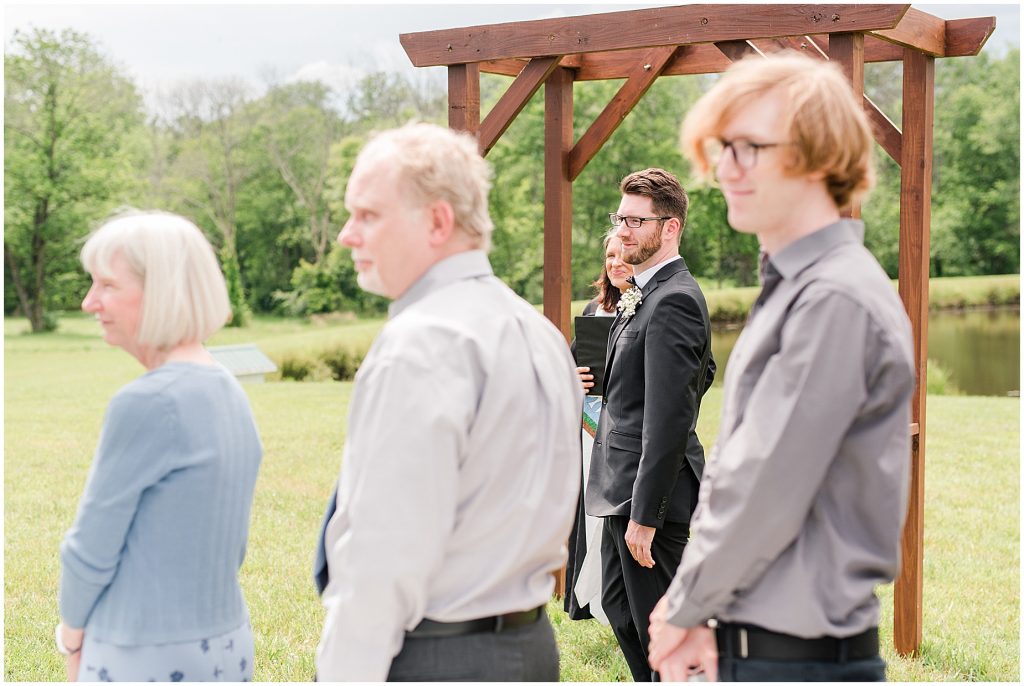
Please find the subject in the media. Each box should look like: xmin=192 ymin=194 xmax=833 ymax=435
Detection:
xmin=617 ymin=286 xmax=643 ymax=319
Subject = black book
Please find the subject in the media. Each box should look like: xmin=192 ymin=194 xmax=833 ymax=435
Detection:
xmin=574 ymin=315 xmax=615 ymax=397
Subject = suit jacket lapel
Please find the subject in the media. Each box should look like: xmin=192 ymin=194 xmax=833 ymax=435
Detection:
xmin=604 ymin=310 xmax=627 ymax=374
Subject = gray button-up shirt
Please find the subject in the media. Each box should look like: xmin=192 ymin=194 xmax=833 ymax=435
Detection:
xmin=317 ymin=250 xmax=583 ymax=679
xmin=665 ymin=219 xmax=916 ymax=638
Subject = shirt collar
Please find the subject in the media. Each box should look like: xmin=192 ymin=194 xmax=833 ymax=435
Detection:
xmin=633 ymin=254 xmax=682 ymax=289
xmin=769 ymin=219 xmax=864 ymax=281
xmin=389 ymin=250 xmax=493 ymax=318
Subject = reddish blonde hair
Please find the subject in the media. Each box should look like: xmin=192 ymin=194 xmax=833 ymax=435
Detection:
xmin=681 ymin=52 xmax=875 ymax=210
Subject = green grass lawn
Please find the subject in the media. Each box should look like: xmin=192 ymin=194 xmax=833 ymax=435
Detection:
xmin=4 ymin=316 xmax=1019 ymax=681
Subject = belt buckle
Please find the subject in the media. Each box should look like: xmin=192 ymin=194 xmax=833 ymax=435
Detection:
xmin=494 ymin=614 xmax=505 ymax=633
xmin=738 ymin=627 xmax=748 ymax=659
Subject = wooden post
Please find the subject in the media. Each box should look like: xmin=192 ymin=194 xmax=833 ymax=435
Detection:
xmin=544 ymin=67 xmax=574 ymax=343
xmin=448 ymin=63 xmax=480 ymax=134
xmin=830 ymin=32 xmax=865 ymax=219
xmin=895 ymin=47 xmax=934 ymax=657
xmin=545 ymin=66 xmax=573 ymax=599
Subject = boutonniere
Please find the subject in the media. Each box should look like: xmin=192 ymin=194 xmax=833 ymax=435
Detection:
xmin=617 ymin=286 xmax=643 ymax=319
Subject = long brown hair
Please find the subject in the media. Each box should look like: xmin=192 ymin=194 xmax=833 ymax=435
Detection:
xmin=592 ymin=232 xmax=624 ymax=313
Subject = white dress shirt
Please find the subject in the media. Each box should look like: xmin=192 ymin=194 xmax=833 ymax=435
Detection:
xmin=316 ymin=250 xmax=583 ymax=680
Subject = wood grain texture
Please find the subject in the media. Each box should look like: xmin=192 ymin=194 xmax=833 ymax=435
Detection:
xmin=895 ymin=47 xmax=934 ymax=659
xmin=447 ymin=63 xmax=480 ymax=133
xmin=944 ymin=16 xmax=997 ymax=56
xmin=479 ymin=57 xmax=561 ymax=156
xmin=400 ymin=4 xmax=909 ymax=66
xmin=573 ymin=43 xmax=733 ymax=80
xmin=544 ymin=67 xmax=574 ymax=344
xmin=869 ymin=7 xmax=945 ymax=56
xmin=568 ymin=46 xmax=678 ymax=181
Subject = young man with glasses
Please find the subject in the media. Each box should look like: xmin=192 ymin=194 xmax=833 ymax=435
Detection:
xmin=586 ymin=167 xmax=716 ymax=681
xmin=647 ymin=53 xmax=915 ymax=682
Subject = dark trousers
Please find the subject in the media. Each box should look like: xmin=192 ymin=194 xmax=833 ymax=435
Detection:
xmin=718 ymin=655 xmax=886 ymax=681
xmin=386 ymin=613 xmax=559 ymax=682
xmin=601 ymin=515 xmax=689 ymax=682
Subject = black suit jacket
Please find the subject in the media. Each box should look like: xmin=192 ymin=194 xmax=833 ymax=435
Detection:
xmin=585 ymin=257 xmax=715 ymax=527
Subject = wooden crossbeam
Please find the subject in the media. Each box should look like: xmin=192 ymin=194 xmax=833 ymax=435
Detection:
xmin=568 ymin=47 xmax=679 ymax=181
xmin=868 ymin=7 xmax=946 ymax=57
xmin=572 ymin=44 xmax=733 ymax=80
xmin=479 ymin=16 xmax=995 ymax=81
xmin=479 ymin=57 xmax=562 ymax=156
xmin=400 ymin=4 xmax=910 ymax=67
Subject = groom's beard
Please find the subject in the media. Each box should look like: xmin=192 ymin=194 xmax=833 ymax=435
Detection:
xmin=623 ymin=225 xmax=662 ymax=265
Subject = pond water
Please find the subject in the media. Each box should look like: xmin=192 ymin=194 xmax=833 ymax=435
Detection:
xmin=710 ymin=307 xmax=1020 ymax=397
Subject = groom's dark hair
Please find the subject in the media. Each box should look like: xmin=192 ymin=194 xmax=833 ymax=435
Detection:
xmin=620 ymin=168 xmax=689 ymax=240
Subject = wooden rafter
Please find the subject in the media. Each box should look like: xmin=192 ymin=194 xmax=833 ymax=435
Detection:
xmin=479 ymin=56 xmax=562 ymax=156
xmin=401 ymin=4 xmax=910 ymax=67
xmin=568 ymin=46 xmax=679 ymax=181
xmin=868 ymin=7 xmax=946 ymax=57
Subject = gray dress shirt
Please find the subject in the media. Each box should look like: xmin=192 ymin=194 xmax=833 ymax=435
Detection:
xmin=317 ymin=250 xmax=583 ymax=680
xmin=665 ymin=219 xmax=916 ymax=638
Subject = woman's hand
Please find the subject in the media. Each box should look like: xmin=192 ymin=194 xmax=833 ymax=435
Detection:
xmin=576 ymin=367 xmax=595 ymax=394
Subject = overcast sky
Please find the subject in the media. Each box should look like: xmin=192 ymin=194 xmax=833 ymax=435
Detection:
xmin=4 ymin=1 xmax=1019 ymax=107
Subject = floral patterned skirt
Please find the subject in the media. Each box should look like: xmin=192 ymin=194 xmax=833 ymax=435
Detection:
xmin=78 ymin=621 xmax=253 ymax=682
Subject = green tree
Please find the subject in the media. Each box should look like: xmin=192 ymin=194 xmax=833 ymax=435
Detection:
xmin=4 ymin=28 xmax=144 ymax=330
xmin=931 ymin=49 xmax=1019 ymax=277
xmin=156 ymin=78 xmax=263 ymax=325
xmin=257 ymin=81 xmax=345 ymax=262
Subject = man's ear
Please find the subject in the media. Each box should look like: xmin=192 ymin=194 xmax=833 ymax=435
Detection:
xmin=662 ymin=216 xmax=682 ymax=242
xmin=426 ymin=200 xmax=456 ymax=246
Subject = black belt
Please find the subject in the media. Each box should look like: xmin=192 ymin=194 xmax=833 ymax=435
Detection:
xmin=715 ymin=623 xmax=879 ymax=662
xmin=406 ymin=606 xmax=545 ymax=639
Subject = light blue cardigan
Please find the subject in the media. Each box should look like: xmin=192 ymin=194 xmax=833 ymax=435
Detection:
xmin=60 ymin=362 xmax=262 ymax=646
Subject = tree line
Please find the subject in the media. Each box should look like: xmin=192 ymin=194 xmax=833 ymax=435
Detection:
xmin=5 ymin=28 xmax=1019 ymax=332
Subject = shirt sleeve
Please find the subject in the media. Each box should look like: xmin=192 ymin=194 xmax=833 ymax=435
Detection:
xmin=664 ymin=291 xmax=872 ymax=627
xmin=315 ymin=331 xmax=472 ymax=681
xmin=59 ymin=390 xmax=177 ymax=628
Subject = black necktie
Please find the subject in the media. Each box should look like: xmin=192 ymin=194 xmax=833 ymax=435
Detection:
xmin=750 ymin=252 xmax=782 ymax=318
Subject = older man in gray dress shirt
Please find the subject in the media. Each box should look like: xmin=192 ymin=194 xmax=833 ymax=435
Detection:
xmin=313 ymin=123 xmax=582 ymax=681
xmin=647 ymin=54 xmax=916 ymax=682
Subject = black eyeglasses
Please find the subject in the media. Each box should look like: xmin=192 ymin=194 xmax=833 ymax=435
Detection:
xmin=703 ymin=138 xmax=793 ymax=171
xmin=608 ymin=213 xmax=671 ymax=229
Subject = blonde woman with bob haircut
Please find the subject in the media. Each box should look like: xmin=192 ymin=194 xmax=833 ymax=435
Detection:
xmin=648 ymin=53 xmax=915 ymax=682
xmin=57 ymin=210 xmax=263 ymax=682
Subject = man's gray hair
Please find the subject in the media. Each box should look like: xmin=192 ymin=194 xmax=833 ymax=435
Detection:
xmin=358 ymin=122 xmax=494 ymax=251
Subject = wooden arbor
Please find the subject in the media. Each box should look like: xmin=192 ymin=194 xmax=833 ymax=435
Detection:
xmin=401 ymin=4 xmax=995 ymax=657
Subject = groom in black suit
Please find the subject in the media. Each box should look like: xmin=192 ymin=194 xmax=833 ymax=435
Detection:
xmin=586 ymin=168 xmax=715 ymax=681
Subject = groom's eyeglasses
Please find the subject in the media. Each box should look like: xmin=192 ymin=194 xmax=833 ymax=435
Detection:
xmin=609 ymin=214 xmax=671 ymax=229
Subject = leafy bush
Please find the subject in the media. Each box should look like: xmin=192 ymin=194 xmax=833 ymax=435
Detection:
xmin=320 ymin=346 xmax=365 ymax=381
xmin=273 ymin=245 xmax=388 ymax=317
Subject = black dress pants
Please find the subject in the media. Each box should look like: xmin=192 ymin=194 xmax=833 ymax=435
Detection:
xmin=601 ymin=515 xmax=689 ymax=682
